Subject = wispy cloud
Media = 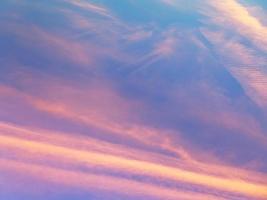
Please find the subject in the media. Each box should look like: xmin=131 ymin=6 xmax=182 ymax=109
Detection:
xmin=1 ymin=122 xmax=267 ymax=199
xmin=64 ymin=0 xmax=112 ymax=18
xmin=2 ymin=23 xmax=93 ymax=66
xmin=126 ymin=30 xmax=153 ymax=42
xmin=231 ymin=67 xmax=267 ymax=106
xmin=1 ymin=159 xmax=227 ymax=200
xmin=206 ymin=0 xmax=267 ymax=51
xmin=1 ymin=1 xmax=267 ymax=199
xmin=201 ymin=0 xmax=267 ymax=108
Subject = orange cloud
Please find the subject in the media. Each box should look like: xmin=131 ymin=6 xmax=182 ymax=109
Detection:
xmin=1 ymin=80 xmax=267 ymax=181
xmin=1 ymin=124 xmax=267 ymax=199
xmin=207 ymin=0 xmax=267 ymax=52
xmin=0 ymin=159 xmax=229 ymax=200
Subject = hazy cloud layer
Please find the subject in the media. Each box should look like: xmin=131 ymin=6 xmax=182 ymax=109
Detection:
xmin=1 ymin=0 xmax=267 ymax=199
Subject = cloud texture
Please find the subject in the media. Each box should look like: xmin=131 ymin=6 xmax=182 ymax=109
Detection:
xmin=1 ymin=0 xmax=267 ymax=199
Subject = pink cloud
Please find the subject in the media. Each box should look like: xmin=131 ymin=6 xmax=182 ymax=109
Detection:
xmin=1 ymin=123 xmax=267 ymax=199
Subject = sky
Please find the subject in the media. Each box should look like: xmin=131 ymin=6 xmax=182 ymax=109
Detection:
xmin=0 ymin=0 xmax=267 ymax=199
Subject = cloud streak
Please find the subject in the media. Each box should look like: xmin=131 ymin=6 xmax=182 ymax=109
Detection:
xmin=1 ymin=0 xmax=267 ymax=199
xmin=201 ymin=0 xmax=267 ymax=108
xmin=1 ymin=122 xmax=267 ymax=199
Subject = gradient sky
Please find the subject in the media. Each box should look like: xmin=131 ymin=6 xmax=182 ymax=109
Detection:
xmin=1 ymin=0 xmax=267 ymax=200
